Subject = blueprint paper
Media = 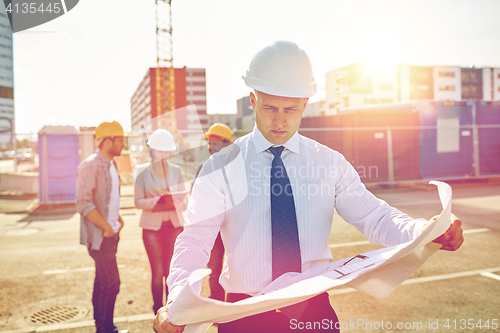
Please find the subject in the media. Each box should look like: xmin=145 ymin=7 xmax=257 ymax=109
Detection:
xmin=168 ymin=181 xmax=452 ymax=333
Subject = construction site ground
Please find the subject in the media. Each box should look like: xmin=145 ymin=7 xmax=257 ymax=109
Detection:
xmin=1 ymin=179 xmax=500 ymax=333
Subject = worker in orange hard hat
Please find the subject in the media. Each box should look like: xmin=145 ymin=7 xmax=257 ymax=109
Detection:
xmin=191 ymin=122 xmax=233 ymax=302
xmin=203 ymin=123 xmax=233 ymax=156
xmin=95 ymin=120 xmax=125 ymax=156
xmin=76 ymin=121 xmax=128 ymax=333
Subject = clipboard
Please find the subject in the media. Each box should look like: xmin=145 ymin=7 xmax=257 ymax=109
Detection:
xmin=152 ymin=192 xmax=186 ymax=212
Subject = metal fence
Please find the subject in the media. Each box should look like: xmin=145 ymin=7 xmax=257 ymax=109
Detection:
xmin=2 ymin=122 xmax=499 ymax=197
xmin=298 ymin=124 xmax=500 ymax=185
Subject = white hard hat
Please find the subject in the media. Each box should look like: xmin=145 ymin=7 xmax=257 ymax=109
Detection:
xmin=147 ymin=129 xmax=176 ymax=152
xmin=243 ymin=40 xmax=317 ymax=98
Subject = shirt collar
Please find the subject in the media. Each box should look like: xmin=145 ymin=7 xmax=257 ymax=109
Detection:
xmin=252 ymin=124 xmax=300 ymax=154
xmin=96 ymin=150 xmax=112 ymax=165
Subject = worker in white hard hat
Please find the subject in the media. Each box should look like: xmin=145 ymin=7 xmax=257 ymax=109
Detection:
xmin=155 ymin=41 xmax=464 ymax=333
xmin=133 ymin=129 xmax=187 ymax=320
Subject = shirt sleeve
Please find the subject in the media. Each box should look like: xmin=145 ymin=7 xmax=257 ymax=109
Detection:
xmin=133 ymin=170 xmax=161 ymax=210
xmin=76 ymin=161 xmax=97 ymax=217
xmin=333 ymin=154 xmax=427 ymax=247
xmin=166 ymin=158 xmax=227 ymax=304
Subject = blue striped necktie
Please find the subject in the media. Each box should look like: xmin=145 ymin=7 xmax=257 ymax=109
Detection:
xmin=269 ymin=146 xmax=301 ymax=281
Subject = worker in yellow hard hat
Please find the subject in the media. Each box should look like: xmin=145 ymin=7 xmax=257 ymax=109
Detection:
xmin=191 ymin=122 xmax=233 ymax=302
xmin=94 ymin=120 xmax=125 ymax=157
xmin=203 ymin=122 xmax=233 ymax=156
xmin=76 ymin=121 xmax=128 ymax=333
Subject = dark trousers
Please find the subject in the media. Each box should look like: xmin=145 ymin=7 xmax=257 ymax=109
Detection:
xmin=88 ymin=234 xmax=120 ymax=333
xmin=207 ymin=232 xmax=225 ymax=301
xmin=143 ymin=222 xmax=182 ymax=314
xmin=219 ymin=293 xmax=340 ymax=333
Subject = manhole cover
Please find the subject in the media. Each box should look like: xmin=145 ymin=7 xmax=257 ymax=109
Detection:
xmin=30 ymin=306 xmax=83 ymax=324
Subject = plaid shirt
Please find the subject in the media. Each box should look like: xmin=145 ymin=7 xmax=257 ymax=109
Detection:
xmin=76 ymin=151 xmax=119 ymax=250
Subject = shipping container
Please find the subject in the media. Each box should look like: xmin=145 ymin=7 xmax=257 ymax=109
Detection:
xmin=38 ymin=126 xmax=80 ymax=204
xmin=299 ymin=107 xmax=420 ymax=183
xmin=299 ymin=114 xmax=346 ymax=154
xmin=346 ymin=110 xmax=420 ymax=183
xmin=418 ymin=101 xmax=474 ymax=179
xmin=476 ymin=101 xmax=500 ymax=176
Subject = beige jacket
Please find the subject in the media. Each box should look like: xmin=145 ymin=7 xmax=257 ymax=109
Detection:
xmin=134 ymin=161 xmax=187 ymax=230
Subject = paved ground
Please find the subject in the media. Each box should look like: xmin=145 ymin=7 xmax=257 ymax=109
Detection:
xmin=0 ymin=179 xmax=499 ymax=332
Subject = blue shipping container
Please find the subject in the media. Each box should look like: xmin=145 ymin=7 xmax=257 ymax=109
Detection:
xmin=476 ymin=101 xmax=500 ymax=176
xmin=419 ymin=102 xmax=474 ymax=179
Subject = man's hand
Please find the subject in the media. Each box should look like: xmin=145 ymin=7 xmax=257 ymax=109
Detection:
xmin=102 ymin=224 xmax=115 ymax=238
xmin=431 ymin=213 xmax=464 ymax=251
xmin=86 ymin=209 xmax=115 ymax=237
xmin=153 ymin=306 xmax=185 ymax=333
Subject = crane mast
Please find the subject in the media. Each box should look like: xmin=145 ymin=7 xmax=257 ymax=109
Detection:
xmin=155 ymin=0 xmax=175 ymax=121
xmin=155 ymin=0 xmax=193 ymax=162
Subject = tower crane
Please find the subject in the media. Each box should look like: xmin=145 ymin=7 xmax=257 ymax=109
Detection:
xmin=155 ymin=0 xmax=175 ymax=120
xmin=155 ymin=0 xmax=194 ymax=162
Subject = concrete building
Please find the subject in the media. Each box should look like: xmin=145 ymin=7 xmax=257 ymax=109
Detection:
xmin=207 ymin=113 xmax=237 ymax=131
xmin=130 ymin=67 xmax=208 ymax=132
xmin=303 ymin=100 xmax=326 ymax=118
xmin=0 ymin=10 xmax=13 ymax=149
xmin=433 ymin=66 xmax=461 ymax=101
xmin=492 ymin=68 xmax=500 ymax=101
xmin=184 ymin=67 xmax=208 ymax=132
xmin=325 ymin=63 xmax=500 ymax=114
xmin=236 ymin=96 xmax=255 ymax=134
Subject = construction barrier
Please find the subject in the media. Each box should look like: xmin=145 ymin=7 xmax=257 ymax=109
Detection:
xmin=299 ymin=101 xmax=500 ymax=184
xmin=38 ymin=126 xmax=80 ymax=204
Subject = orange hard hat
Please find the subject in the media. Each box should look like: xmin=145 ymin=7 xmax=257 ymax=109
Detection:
xmin=95 ymin=121 xmax=124 ymax=142
xmin=204 ymin=123 xmax=232 ymax=142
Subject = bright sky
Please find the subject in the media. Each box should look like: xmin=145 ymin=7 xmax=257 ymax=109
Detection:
xmin=10 ymin=0 xmax=500 ymax=134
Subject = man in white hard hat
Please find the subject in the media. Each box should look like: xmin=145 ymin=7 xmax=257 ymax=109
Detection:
xmin=155 ymin=41 xmax=464 ymax=333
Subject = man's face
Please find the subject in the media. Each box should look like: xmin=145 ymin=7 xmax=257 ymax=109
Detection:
xmin=110 ymin=136 xmax=125 ymax=156
xmin=208 ymin=135 xmax=231 ymax=155
xmin=250 ymin=91 xmax=308 ymax=145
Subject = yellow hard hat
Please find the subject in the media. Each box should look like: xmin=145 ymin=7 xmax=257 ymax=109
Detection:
xmin=204 ymin=123 xmax=232 ymax=142
xmin=95 ymin=121 xmax=124 ymax=142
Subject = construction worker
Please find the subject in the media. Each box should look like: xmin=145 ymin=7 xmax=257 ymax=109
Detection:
xmin=155 ymin=41 xmax=464 ymax=333
xmin=134 ymin=129 xmax=187 ymax=317
xmin=192 ymin=123 xmax=233 ymax=302
xmin=76 ymin=121 xmax=128 ymax=333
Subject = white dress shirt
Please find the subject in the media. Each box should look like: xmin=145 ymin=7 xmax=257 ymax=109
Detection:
xmin=167 ymin=126 xmax=427 ymax=302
